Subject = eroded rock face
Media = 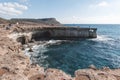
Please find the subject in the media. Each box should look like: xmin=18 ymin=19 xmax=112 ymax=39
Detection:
xmin=29 ymin=74 xmax=45 ymax=80
xmin=45 ymin=69 xmax=72 ymax=80
xmin=10 ymin=18 xmax=62 ymax=26
xmin=16 ymin=35 xmax=31 ymax=44
xmin=75 ymin=69 xmax=120 ymax=80
xmin=1 ymin=24 xmax=120 ymax=80
xmin=28 ymin=68 xmax=73 ymax=80
xmin=16 ymin=35 xmax=26 ymax=44
xmin=0 ymin=68 xmax=9 ymax=76
xmin=8 ymin=32 xmax=33 ymax=45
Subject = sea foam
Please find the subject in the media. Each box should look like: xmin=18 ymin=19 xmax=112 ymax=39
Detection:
xmin=92 ymin=35 xmax=114 ymax=41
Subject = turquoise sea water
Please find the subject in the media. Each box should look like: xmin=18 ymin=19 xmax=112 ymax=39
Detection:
xmin=25 ymin=24 xmax=120 ymax=75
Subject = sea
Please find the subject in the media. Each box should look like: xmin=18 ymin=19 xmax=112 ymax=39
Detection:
xmin=25 ymin=24 xmax=120 ymax=75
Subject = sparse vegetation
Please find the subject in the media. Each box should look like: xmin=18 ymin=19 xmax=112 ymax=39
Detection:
xmin=10 ymin=18 xmax=61 ymax=25
xmin=0 ymin=17 xmax=9 ymax=24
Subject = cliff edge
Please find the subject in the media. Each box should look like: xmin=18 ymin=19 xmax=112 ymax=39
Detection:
xmin=10 ymin=18 xmax=62 ymax=26
xmin=0 ymin=18 xmax=120 ymax=80
xmin=0 ymin=17 xmax=9 ymax=24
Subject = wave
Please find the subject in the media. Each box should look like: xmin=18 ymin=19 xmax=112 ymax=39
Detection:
xmin=92 ymin=35 xmax=120 ymax=49
xmin=45 ymin=40 xmax=66 ymax=46
xmin=24 ymin=40 xmax=69 ymax=67
xmin=92 ymin=35 xmax=114 ymax=41
xmin=24 ymin=44 xmax=48 ymax=66
xmin=23 ymin=36 xmax=120 ymax=75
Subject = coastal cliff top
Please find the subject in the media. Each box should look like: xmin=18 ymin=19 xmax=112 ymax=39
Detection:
xmin=0 ymin=17 xmax=64 ymax=32
xmin=10 ymin=18 xmax=62 ymax=26
xmin=0 ymin=18 xmax=120 ymax=80
xmin=0 ymin=27 xmax=120 ymax=80
xmin=0 ymin=17 xmax=9 ymax=24
xmin=0 ymin=17 xmax=62 ymax=26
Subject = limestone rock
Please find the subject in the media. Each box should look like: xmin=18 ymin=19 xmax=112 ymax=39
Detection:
xmin=17 ymin=35 xmax=31 ymax=44
xmin=89 ymin=64 xmax=97 ymax=70
xmin=0 ymin=20 xmax=120 ymax=80
xmin=45 ymin=68 xmax=72 ymax=80
xmin=75 ymin=69 xmax=119 ymax=80
xmin=29 ymin=74 xmax=45 ymax=80
xmin=102 ymin=67 xmax=110 ymax=71
xmin=0 ymin=68 xmax=8 ymax=76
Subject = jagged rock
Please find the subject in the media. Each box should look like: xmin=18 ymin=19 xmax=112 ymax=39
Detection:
xmin=16 ymin=35 xmax=31 ymax=44
xmin=102 ymin=67 xmax=110 ymax=71
xmin=75 ymin=70 xmax=92 ymax=80
xmin=28 ymin=48 xmax=33 ymax=52
xmin=114 ymin=75 xmax=120 ymax=80
xmin=45 ymin=68 xmax=72 ymax=80
xmin=28 ymin=74 xmax=45 ymax=80
xmin=75 ymin=69 xmax=120 ymax=80
xmin=89 ymin=64 xmax=97 ymax=70
xmin=16 ymin=35 xmax=26 ymax=44
xmin=75 ymin=75 xmax=90 ymax=80
xmin=1 ymin=67 xmax=10 ymax=72
xmin=1 ymin=18 xmax=120 ymax=80
xmin=1 ymin=73 xmax=27 ymax=80
xmin=0 ymin=68 xmax=8 ymax=76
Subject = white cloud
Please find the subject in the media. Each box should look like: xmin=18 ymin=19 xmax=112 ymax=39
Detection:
xmin=90 ymin=1 xmax=109 ymax=8
xmin=19 ymin=0 xmax=28 ymax=2
xmin=0 ymin=2 xmax=28 ymax=16
xmin=61 ymin=1 xmax=120 ymax=24
xmin=98 ymin=1 xmax=109 ymax=7
xmin=66 ymin=15 xmax=120 ymax=24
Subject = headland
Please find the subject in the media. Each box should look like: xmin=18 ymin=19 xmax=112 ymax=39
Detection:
xmin=0 ymin=17 xmax=120 ymax=80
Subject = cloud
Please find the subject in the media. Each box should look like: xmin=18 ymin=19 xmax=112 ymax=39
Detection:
xmin=61 ymin=1 xmax=120 ymax=24
xmin=19 ymin=0 xmax=28 ymax=2
xmin=0 ymin=2 xmax=28 ymax=16
xmin=97 ymin=1 xmax=109 ymax=7
xmin=70 ymin=15 xmax=120 ymax=24
xmin=90 ymin=1 xmax=109 ymax=8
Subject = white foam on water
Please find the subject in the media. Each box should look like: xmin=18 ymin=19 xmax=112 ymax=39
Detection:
xmin=45 ymin=40 xmax=67 ymax=46
xmin=24 ymin=44 xmax=48 ymax=66
xmin=24 ymin=40 xmax=67 ymax=67
xmin=8 ymin=32 xmax=32 ymax=42
xmin=93 ymin=35 xmax=114 ymax=41
xmin=96 ymin=35 xmax=113 ymax=41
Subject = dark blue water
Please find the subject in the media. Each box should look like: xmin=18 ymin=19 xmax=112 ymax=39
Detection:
xmin=28 ymin=24 xmax=120 ymax=75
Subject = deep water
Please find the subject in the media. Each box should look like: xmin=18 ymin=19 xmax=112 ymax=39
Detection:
xmin=25 ymin=24 xmax=120 ymax=75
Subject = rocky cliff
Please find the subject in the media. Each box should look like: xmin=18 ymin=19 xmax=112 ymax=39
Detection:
xmin=1 ymin=28 xmax=120 ymax=80
xmin=0 ymin=18 xmax=120 ymax=80
xmin=0 ymin=17 xmax=9 ymax=24
xmin=10 ymin=18 xmax=62 ymax=26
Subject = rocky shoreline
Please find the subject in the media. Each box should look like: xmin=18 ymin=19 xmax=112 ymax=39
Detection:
xmin=0 ymin=29 xmax=120 ymax=80
xmin=0 ymin=18 xmax=120 ymax=80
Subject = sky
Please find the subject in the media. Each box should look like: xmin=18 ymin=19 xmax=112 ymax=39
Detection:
xmin=0 ymin=0 xmax=120 ymax=24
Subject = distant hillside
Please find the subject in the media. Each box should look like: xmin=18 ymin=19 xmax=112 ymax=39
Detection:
xmin=10 ymin=18 xmax=61 ymax=26
xmin=0 ymin=17 xmax=9 ymax=24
